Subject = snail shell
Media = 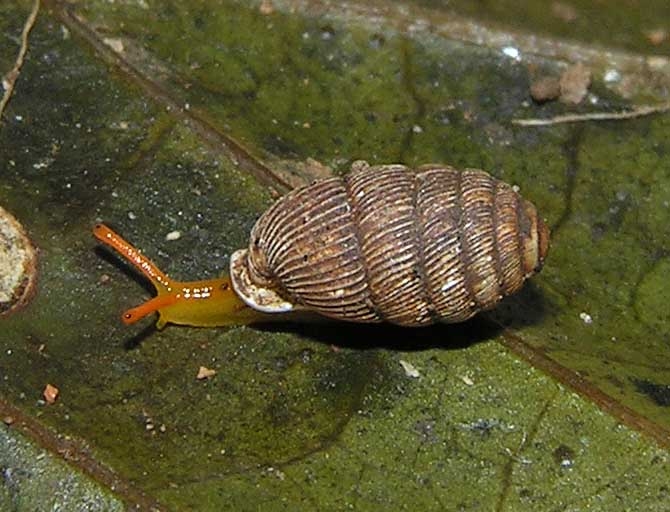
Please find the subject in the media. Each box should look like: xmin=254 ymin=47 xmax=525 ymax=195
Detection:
xmin=230 ymin=161 xmax=549 ymax=326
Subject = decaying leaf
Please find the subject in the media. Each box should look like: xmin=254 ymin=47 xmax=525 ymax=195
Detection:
xmin=196 ymin=366 xmax=217 ymax=380
xmin=530 ymin=76 xmax=561 ymax=103
xmin=645 ymin=28 xmax=668 ymax=46
xmin=558 ymin=62 xmax=592 ymax=104
xmin=43 ymin=384 xmax=59 ymax=404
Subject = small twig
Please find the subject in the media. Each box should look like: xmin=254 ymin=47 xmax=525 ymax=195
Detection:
xmin=0 ymin=0 xmax=41 ymax=123
xmin=512 ymin=103 xmax=670 ymax=126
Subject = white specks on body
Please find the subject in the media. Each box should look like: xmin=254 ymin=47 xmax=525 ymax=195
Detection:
xmin=441 ymin=279 xmax=459 ymax=293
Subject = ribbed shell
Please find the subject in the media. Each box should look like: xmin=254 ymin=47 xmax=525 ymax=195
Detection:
xmin=231 ymin=162 xmax=549 ymax=326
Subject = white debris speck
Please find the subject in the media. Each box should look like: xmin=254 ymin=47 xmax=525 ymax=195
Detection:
xmin=460 ymin=374 xmax=474 ymax=386
xmin=399 ymin=360 xmax=420 ymax=379
xmin=266 ymin=467 xmax=286 ymax=480
xmin=603 ymin=69 xmax=621 ymax=83
xmin=502 ymin=46 xmax=521 ymax=61
xmin=127 ymin=211 xmax=137 ymax=220
xmin=579 ymin=312 xmax=593 ymax=325
xmin=165 ymin=230 xmax=182 ymax=241
xmin=32 ymin=159 xmax=51 ymax=170
xmin=412 ymin=124 xmax=423 ymax=134
xmin=103 ymin=37 xmax=125 ymax=53
xmin=559 ymin=458 xmax=573 ymax=468
xmin=512 ymin=184 xmax=520 ymax=193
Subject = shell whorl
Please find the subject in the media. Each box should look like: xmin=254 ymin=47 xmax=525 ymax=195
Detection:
xmin=230 ymin=162 xmax=549 ymax=326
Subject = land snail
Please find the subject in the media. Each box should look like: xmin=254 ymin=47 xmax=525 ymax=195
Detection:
xmin=94 ymin=161 xmax=549 ymax=329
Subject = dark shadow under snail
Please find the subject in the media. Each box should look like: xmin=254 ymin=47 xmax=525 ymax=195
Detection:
xmin=94 ymin=161 xmax=549 ymax=329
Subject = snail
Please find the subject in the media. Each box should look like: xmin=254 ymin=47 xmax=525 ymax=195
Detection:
xmin=94 ymin=161 xmax=549 ymax=329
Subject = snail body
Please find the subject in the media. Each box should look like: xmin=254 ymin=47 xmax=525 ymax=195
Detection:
xmin=94 ymin=161 xmax=549 ymax=329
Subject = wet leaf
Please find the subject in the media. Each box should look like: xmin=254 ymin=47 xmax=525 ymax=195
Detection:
xmin=1 ymin=0 xmax=669 ymax=509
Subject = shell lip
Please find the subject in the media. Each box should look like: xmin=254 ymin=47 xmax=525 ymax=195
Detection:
xmin=229 ymin=249 xmax=295 ymax=314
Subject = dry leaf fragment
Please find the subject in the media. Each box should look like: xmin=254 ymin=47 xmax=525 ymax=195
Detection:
xmin=530 ymin=63 xmax=592 ymax=105
xmin=43 ymin=383 xmax=59 ymax=404
xmin=196 ymin=366 xmax=217 ymax=380
xmin=530 ymin=76 xmax=561 ymax=103
xmin=645 ymin=28 xmax=668 ymax=46
xmin=559 ymin=63 xmax=592 ymax=105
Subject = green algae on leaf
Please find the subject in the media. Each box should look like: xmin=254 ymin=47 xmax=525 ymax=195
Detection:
xmin=634 ymin=258 xmax=670 ymax=339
